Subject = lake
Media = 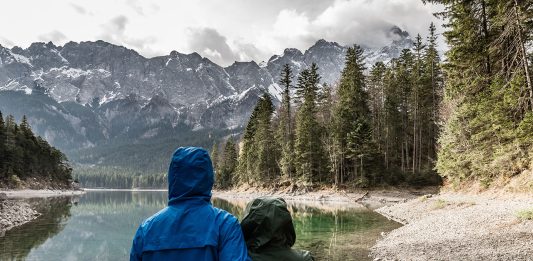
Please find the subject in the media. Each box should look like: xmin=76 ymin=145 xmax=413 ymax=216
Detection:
xmin=0 ymin=191 xmax=400 ymax=260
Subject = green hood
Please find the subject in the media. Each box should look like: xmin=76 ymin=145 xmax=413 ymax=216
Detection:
xmin=241 ymin=197 xmax=314 ymax=261
xmin=241 ymin=197 xmax=296 ymax=250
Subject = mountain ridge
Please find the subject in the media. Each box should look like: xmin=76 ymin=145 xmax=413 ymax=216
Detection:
xmin=0 ymin=27 xmax=414 ymax=170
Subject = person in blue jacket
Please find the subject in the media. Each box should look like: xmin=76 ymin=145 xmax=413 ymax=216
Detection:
xmin=130 ymin=147 xmax=249 ymax=261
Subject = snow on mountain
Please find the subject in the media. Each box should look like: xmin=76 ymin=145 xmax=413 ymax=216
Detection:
xmin=0 ymin=26 xmax=414 ymax=155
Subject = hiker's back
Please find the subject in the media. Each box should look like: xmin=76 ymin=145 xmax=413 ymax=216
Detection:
xmin=135 ymin=201 xmax=242 ymax=260
xmin=130 ymin=147 xmax=249 ymax=261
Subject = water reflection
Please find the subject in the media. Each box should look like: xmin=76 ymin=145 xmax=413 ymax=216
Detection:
xmin=1 ymin=192 xmax=399 ymax=261
xmin=0 ymin=197 xmax=74 ymax=260
xmin=208 ymin=197 xmax=400 ymax=260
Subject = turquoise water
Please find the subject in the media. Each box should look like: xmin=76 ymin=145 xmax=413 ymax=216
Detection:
xmin=0 ymin=191 xmax=400 ymax=260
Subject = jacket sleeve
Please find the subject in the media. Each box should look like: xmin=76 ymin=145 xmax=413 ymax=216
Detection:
xmin=218 ymin=216 xmax=250 ymax=261
xmin=130 ymin=225 xmax=144 ymax=261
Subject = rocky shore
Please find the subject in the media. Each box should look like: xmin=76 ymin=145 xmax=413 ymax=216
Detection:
xmin=0 ymin=189 xmax=85 ymax=234
xmin=0 ymin=196 xmax=40 ymax=234
xmin=370 ymin=193 xmax=533 ymax=260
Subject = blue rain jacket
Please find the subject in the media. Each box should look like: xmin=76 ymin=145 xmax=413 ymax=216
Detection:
xmin=130 ymin=147 xmax=249 ymax=261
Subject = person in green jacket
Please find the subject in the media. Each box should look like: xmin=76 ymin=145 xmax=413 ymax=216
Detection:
xmin=240 ymin=197 xmax=314 ymax=261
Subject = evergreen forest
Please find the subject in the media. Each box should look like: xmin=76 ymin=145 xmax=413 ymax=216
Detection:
xmin=213 ymin=0 xmax=533 ymax=191
xmin=213 ymin=23 xmax=444 ymax=188
xmin=0 ymin=112 xmax=73 ymax=188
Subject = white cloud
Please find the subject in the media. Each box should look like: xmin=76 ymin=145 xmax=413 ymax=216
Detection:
xmin=38 ymin=31 xmax=68 ymax=43
xmin=256 ymin=0 xmax=444 ymax=53
xmin=0 ymin=0 xmax=444 ymax=66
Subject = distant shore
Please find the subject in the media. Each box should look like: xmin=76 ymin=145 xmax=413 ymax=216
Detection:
xmin=213 ymin=186 xmax=439 ymax=210
xmin=370 ymin=192 xmax=533 ymax=260
xmin=0 ymin=189 xmax=85 ymax=199
xmin=83 ymin=188 xmax=167 ymax=192
xmin=79 ymin=187 xmax=438 ymax=208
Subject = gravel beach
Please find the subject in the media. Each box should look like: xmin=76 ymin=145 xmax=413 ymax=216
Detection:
xmin=371 ymin=193 xmax=533 ymax=260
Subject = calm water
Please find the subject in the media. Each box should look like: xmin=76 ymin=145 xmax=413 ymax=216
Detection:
xmin=0 ymin=191 xmax=400 ymax=261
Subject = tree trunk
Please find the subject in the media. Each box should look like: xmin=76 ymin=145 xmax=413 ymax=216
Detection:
xmin=513 ymin=0 xmax=533 ymax=111
xmin=481 ymin=0 xmax=492 ymax=77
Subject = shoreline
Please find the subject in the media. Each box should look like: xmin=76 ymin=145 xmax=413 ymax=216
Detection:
xmin=83 ymin=188 xmax=167 ymax=192
xmin=80 ymin=186 xmax=439 ymax=208
xmin=370 ymin=192 xmax=533 ymax=260
xmin=212 ymin=188 xmax=429 ymax=209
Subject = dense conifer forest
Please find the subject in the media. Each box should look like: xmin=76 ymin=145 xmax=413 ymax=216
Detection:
xmin=212 ymin=23 xmax=444 ymax=189
xmin=214 ymin=0 xmax=533 ymax=191
xmin=426 ymin=0 xmax=533 ymax=188
xmin=0 ymin=112 xmax=73 ymax=188
xmin=72 ymin=166 xmax=167 ymax=189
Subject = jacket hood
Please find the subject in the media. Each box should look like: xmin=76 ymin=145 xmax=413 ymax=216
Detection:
xmin=167 ymin=147 xmax=214 ymax=204
xmin=240 ymin=197 xmax=296 ymax=250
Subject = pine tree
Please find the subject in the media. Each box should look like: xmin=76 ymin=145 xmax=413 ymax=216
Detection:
xmin=0 ymin=111 xmax=5 ymax=178
xmin=294 ymin=63 xmax=329 ymax=183
xmin=237 ymin=94 xmax=279 ymax=186
xmin=237 ymin=103 xmax=260 ymax=185
xmin=423 ymin=22 xmax=443 ymax=166
xmin=4 ymin=115 xmax=20 ymax=177
xmin=220 ymin=138 xmax=238 ymax=188
xmin=333 ymin=45 xmax=375 ymax=185
xmin=20 ymin=115 xmax=32 ymax=138
xmin=317 ymin=83 xmax=335 ymax=183
xmin=382 ymin=65 xmax=403 ymax=174
xmin=368 ymin=62 xmax=387 ymax=152
xmin=211 ymin=142 xmax=221 ymax=187
xmin=277 ymin=64 xmax=295 ymax=179
xmin=410 ymin=34 xmax=425 ymax=173
xmin=253 ymin=93 xmax=279 ymax=183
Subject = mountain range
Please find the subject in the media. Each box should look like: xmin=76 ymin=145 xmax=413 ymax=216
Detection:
xmin=0 ymin=26 xmax=413 ymax=172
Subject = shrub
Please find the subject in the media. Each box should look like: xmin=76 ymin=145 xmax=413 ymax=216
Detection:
xmin=516 ymin=208 xmax=533 ymax=221
xmin=9 ymin=175 xmax=23 ymax=188
xmin=432 ymin=199 xmax=449 ymax=210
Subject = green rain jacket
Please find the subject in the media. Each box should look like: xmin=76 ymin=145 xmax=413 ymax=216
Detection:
xmin=240 ymin=197 xmax=314 ymax=261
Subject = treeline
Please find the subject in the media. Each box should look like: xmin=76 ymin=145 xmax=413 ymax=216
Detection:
xmin=0 ymin=112 xmax=72 ymax=188
xmin=424 ymin=0 xmax=533 ymax=187
xmin=212 ymin=24 xmax=443 ymax=189
xmin=73 ymin=166 xmax=166 ymax=189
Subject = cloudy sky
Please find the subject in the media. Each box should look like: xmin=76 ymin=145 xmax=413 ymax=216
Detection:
xmin=0 ymin=0 xmax=444 ymax=66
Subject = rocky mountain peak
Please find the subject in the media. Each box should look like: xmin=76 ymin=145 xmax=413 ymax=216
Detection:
xmin=312 ymin=39 xmax=342 ymax=48
xmin=169 ymin=50 xmax=179 ymax=58
xmin=389 ymin=26 xmax=410 ymax=40
xmin=283 ymin=48 xmax=303 ymax=57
